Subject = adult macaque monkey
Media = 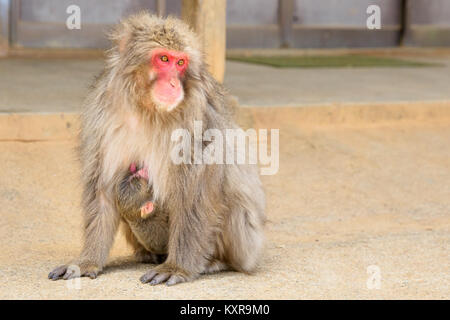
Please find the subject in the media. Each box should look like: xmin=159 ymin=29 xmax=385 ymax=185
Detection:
xmin=48 ymin=13 xmax=265 ymax=286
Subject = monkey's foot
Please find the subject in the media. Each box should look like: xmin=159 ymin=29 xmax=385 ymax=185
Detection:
xmin=139 ymin=263 xmax=191 ymax=286
xmin=140 ymin=201 xmax=154 ymax=219
xmin=48 ymin=262 xmax=101 ymax=281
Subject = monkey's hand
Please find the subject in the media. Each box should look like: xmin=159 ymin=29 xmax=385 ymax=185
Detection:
xmin=48 ymin=261 xmax=101 ymax=281
xmin=139 ymin=263 xmax=193 ymax=286
xmin=140 ymin=201 xmax=154 ymax=219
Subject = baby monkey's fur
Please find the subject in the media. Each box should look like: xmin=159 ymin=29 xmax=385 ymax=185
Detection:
xmin=116 ymin=169 xmax=168 ymax=265
xmin=48 ymin=13 xmax=265 ymax=286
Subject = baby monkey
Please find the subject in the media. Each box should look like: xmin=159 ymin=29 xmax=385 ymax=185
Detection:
xmin=118 ymin=163 xmax=155 ymax=219
xmin=116 ymin=163 xmax=169 ymax=264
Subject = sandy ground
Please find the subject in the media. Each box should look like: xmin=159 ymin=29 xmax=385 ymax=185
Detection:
xmin=0 ymin=109 xmax=449 ymax=299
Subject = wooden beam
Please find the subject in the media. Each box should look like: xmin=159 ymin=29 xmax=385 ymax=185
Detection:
xmin=399 ymin=0 xmax=410 ymax=46
xmin=156 ymin=0 xmax=166 ymax=17
xmin=0 ymin=0 xmax=10 ymax=56
xmin=279 ymin=0 xmax=294 ymax=48
xmin=181 ymin=0 xmax=226 ymax=82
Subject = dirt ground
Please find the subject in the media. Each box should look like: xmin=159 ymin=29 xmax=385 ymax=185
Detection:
xmin=0 ymin=108 xmax=449 ymax=299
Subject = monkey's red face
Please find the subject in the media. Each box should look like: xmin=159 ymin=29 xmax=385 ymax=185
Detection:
xmin=149 ymin=48 xmax=189 ymax=111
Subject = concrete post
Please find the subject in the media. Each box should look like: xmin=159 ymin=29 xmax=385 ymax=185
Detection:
xmin=156 ymin=0 xmax=166 ymax=17
xmin=0 ymin=0 xmax=10 ymax=56
xmin=279 ymin=0 xmax=294 ymax=48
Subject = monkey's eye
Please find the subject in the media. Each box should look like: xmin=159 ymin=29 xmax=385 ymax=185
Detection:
xmin=177 ymin=59 xmax=185 ymax=66
xmin=160 ymin=55 xmax=169 ymax=62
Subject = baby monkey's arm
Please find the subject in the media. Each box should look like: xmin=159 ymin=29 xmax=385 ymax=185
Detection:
xmin=128 ymin=163 xmax=154 ymax=218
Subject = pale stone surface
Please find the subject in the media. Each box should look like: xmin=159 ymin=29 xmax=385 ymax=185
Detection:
xmin=1 ymin=51 xmax=450 ymax=113
xmin=0 ymin=110 xmax=448 ymax=299
xmin=224 ymin=55 xmax=450 ymax=107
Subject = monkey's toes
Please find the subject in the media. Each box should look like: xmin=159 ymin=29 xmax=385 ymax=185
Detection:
xmin=140 ymin=265 xmax=189 ymax=286
xmin=140 ymin=270 xmax=158 ymax=283
xmin=48 ymin=265 xmax=68 ymax=280
xmin=48 ymin=263 xmax=100 ymax=281
xmin=84 ymin=271 xmax=98 ymax=279
xmin=166 ymin=274 xmax=186 ymax=286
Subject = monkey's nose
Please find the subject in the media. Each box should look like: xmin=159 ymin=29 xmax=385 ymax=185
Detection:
xmin=169 ymin=79 xmax=177 ymax=87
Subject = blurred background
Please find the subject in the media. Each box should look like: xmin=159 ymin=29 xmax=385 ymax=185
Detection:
xmin=0 ymin=0 xmax=449 ymax=49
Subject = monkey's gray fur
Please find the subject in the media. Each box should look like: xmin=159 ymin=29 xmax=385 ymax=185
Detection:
xmin=48 ymin=12 xmax=265 ymax=286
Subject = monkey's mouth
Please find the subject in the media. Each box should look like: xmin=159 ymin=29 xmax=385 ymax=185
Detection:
xmin=151 ymin=81 xmax=184 ymax=111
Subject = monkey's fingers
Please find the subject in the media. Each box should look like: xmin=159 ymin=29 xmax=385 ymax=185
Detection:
xmin=150 ymin=273 xmax=171 ymax=285
xmin=62 ymin=266 xmax=77 ymax=280
xmin=140 ymin=202 xmax=154 ymax=219
xmin=166 ymin=274 xmax=186 ymax=286
xmin=48 ymin=265 xmax=69 ymax=280
xmin=84 ymin=271 xmax=99 ymax=279
xmin=48 ymin=264 xmax=100 ymax=281
xmin=140 ymin=271 xmax=174 ymax=286
xmin=140 ymin=264 xmax=189 ymax=286
xmin=140 ymin=270 xmax=158 ymax=283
